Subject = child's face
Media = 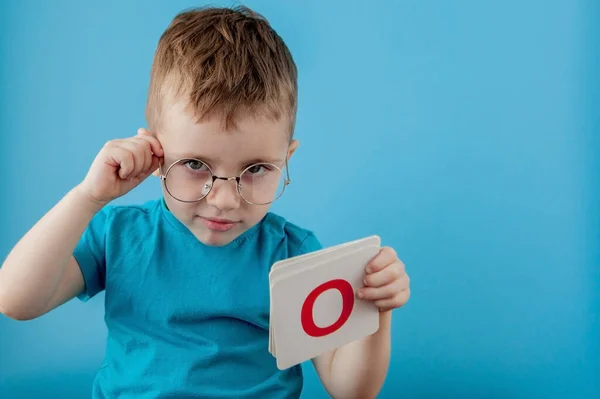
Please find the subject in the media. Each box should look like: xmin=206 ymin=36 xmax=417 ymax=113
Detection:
xmin=156 ymin=100 xmax=297 ymax=246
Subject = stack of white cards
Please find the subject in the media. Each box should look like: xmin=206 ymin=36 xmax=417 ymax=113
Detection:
xmin=268 ymin=235 xmax=382 ymax=370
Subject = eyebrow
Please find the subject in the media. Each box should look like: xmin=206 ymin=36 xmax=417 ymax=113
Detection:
xmin=242 ymin=156 xmax=286 ymax=165
xmin=170 ymin=153 xmax=285 ymax=166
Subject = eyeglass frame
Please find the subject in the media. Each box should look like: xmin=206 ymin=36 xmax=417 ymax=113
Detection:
xmin=158 ymin=157 xmax=291 ymax=205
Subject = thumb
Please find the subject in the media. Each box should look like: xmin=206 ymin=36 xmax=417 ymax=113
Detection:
xmin=137 ymin=127 xmax=150 ymax=137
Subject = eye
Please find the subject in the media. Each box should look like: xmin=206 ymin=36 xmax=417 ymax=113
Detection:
xmin=245 ymin=164 xmax=270 ymax=175
xmin=184 ymin=160 xmax=208 ymax=171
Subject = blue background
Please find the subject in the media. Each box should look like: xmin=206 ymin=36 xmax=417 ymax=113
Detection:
xmin=1 ymin=0 xmax=598 ymax=398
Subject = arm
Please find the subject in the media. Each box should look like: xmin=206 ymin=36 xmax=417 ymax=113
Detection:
xmin=312 ymin=311 xmax=392 ymax=399
xmin=312 ymin=246 xmax=410 ymax=399
xmin=0 ymin=128 xmax=163 ymax=321
xmin=0 ymin=186 xmax=103 ymax=320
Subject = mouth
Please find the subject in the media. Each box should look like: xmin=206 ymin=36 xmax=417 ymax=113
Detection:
xmin=200 ymin=216 xmax=239 ymax=232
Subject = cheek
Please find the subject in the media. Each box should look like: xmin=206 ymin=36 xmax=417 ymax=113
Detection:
xmin=242 ymin=204 xmax=271 ymax=224
xmin=163 ymin=195 xmax=199 ymax=219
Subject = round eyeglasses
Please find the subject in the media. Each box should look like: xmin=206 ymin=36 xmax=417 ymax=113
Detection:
xmin=159 ymin=158 xmax=291 ymax=205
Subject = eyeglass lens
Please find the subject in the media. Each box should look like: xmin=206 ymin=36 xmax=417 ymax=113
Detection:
xmin=164 ymin=159 xmax=286 ymax=204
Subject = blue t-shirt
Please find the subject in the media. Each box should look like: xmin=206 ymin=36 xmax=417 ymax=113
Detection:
xmin=73 ymin=198 xmax=322 ymax=399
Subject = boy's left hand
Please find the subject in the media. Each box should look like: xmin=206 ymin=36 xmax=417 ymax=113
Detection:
xmin=358 ymin=247 xmax=410 ymax=312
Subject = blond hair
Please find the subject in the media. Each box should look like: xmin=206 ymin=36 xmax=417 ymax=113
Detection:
xmin=145 ymin=6 xmax=298 ymax=135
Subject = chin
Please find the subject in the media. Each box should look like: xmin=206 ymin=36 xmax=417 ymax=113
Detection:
xmin=192 ymin=226 xmax=242 ymax=247
xmin=199 ymin=233 xmax=235 ymax=246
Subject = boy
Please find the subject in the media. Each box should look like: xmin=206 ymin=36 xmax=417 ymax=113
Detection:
xmin=0 ymin=6 xmax=410 ymax=399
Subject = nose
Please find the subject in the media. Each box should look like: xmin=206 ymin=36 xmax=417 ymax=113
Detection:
xmin=205 ymin=177 xmax=241 ymax=211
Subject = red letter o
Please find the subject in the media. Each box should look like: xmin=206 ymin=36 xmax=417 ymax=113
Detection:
xmin=300 ymin=279 xmax=355 ymax=338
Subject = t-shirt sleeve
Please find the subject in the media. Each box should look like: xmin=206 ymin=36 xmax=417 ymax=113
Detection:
xmin=297 ymin=232 xmax=324 ymax=256
xmin=73 ymin=206 xmax=110 ymax=302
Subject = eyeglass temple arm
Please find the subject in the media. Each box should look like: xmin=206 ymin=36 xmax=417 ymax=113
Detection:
xmin=284 ymin=158 xmax=291 ymax=184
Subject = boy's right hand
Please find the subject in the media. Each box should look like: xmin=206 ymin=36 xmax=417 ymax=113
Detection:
xmin=77 ymin=128 xmax=164 ymax=207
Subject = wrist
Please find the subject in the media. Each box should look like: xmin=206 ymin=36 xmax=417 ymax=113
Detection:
xmin=71 ymin=184 xmax=108 ymax=215
xmin=362 ymin=311 xmax=392 ymax=343
xmin=377 ymin=310 xmax=393 ymax=332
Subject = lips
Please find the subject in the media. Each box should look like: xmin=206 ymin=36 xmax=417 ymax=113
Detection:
xmin=200 ymin=216 xmax=238 ymax=232
xmin=204 ymin=217 xmax=236 ymax=224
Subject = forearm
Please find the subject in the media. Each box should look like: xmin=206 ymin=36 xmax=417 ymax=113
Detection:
xmin=328 ymin=311 xmax=392 ymax=399
xmin=0 ymin=185 xmax=101 ymax=317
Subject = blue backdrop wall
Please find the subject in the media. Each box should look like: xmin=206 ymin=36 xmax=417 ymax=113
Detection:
xmin=1 ymin=0 xmax=598 ymax=398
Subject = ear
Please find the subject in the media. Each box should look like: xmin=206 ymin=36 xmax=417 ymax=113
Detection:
xmin=287 ymin=139 xmax=300 ymax=160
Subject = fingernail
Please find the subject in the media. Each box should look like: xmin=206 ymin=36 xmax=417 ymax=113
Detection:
xmin=363 ymin=278 xmax=369 ymax=286
xmin=357 ymin=290 xmax=364 ymax=299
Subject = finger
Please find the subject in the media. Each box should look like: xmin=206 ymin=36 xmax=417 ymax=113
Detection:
xmin=131 ymin=154 xmax=161 ymax=182
xmin=147 ymin=155 xmax=161 ymax=177
xmin=107 ymin=146 xmax=135 ymax=180
xmin=366 ymin=247 xmax=398 ymax=273
xmin=116 ymin=140 xmax=148 ymax=179
xmin=137 ymin=131 xmax=164 ymax=156
xmin=358 ymin=279 xmax=403 ymax=301
xmin=120 ymin=142 xmax=146 ymax=179
xmin=137 ymin=128 xmax=164 ymax=157
xmin=129 ymin=137 xmax=154 ymax=175
xmin=136 ymin=137 xmax=164 ymax=174
xmin=151 ymin=155 xmax=163 ymax=176
xmin=364 ymin=262 xmax=405 ymax=288
xmin=374 ymin=289 xmax=411 ymax=312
